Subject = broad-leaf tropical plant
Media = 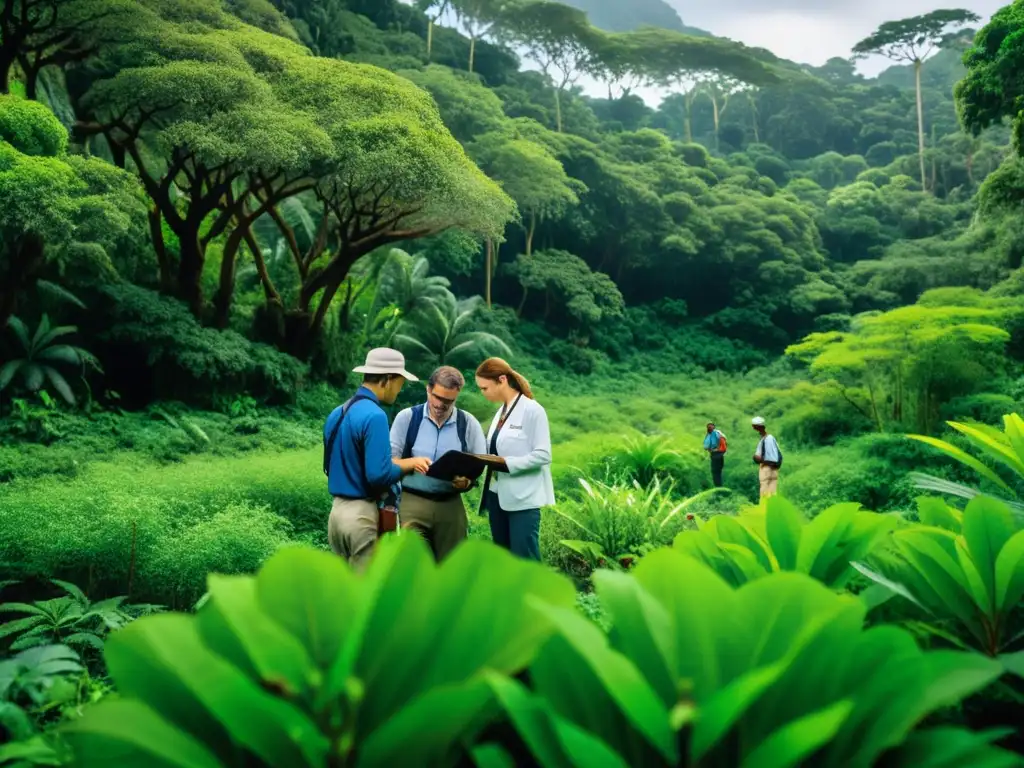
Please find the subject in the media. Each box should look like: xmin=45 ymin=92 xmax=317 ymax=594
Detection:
xmin=853 ymin=495 xmax=1024 ymax=660
xmin=0 ymin=580 xmax=160 ymax=654
xmin=479 ymin=549 xmax=1014 ymax=767
xmin=60 ymin=534 xmax=575 ymax=766
xmin=393 ymin=293 xmax=511 ymax=370
xmin=907 ymin=413 xmax=1024 ymax=519
xmin=674 ymin=496 xmax=898 ymax=589
xmin=558 ymin=476 xmax=725 ymax=569
xmin=0 ymin=315 xmax=100 ymax=406
xmin=365 ymin=249 xmax=452 ymax=343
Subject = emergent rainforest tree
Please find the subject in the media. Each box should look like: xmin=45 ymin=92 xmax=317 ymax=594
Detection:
xmin=502 ymin=0 xmax=599 ymax=133
xmin=257 ymin=56 xmax=515 ymax=359
xmin=853 ymin=9 xmax=980 ymax=191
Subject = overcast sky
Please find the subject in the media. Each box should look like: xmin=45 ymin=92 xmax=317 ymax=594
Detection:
xmin=668 ymin=0 xmax=1003 ymax=75
xmin=421 ymin=0 xmax=1005 ymax=106
xmin=575 ymin=0 xmax=1005 ymax=104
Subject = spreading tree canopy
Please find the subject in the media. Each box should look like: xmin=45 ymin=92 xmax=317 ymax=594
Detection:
xmin=853 ymin=9 xmax=980 ymax=190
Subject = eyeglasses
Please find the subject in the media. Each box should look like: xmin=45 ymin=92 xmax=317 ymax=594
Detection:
xmin=428 ymin=389 xmax=456 ymax=407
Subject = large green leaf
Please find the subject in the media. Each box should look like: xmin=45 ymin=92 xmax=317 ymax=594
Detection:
xmin=529 ymin=602 xmax=676 ymax=765
xmin=916 ymin=496 xmax=963 ymax=533
xmin=994 ymin=529 xmax=1024 ymax=614
xmin=339 ymin=537 xmax=574 ymax=738
xmin=764 ymin=496 xmax=803 ymax=572
xmin=895 ymin=531 xmax=986 ymax=643
xmin=739 ymin=700 xmax=853 ymax=768
xmin=795 ymin=503 xmax=861 ymax=584
xmin=592 ymin=570 xmax=676 ymax=706
xmin=631 ymin=549 xmax=742 ymax=697
xmin=60 ymin=698 xmax=226 ymax=768
xmin=103 ymin=614 xmax=327 ymax=766
xmin=357 ymin=677 xmax=499 ymax=766
xmin=690 ymin=661 xmax=790 ymax=761
xmin=255 ymin=546 xmax=361 ymax=670
xmin=883 ymin=726 xmax=1024 ymax=768
xmin=906 ymin=435 xmax=1013 ymax=492
xmin=484 ymin=674 xmax=629 ymax=768
xmin=196 ymin=574 xmax=317 ymax=700
xmin=961 ymin=496 xmax=1016 ymax=612
xmin=708 ymin=516 xmax=773 ymax=573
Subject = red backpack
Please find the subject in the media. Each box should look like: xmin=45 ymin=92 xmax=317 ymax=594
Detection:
xmin=715 ymin=430 xmax=727 ymax=453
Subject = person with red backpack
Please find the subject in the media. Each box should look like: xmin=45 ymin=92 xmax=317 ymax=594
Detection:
xmin=703 ymin=422 xmax=727 ymax=487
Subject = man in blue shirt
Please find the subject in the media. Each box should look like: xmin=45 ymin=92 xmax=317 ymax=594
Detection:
xmin=390 ymin=366 xmax=487 ymax=561
xmin=702 ymin=422 xmax=726 ymax=487
xmin=324 ymin=348 xmax=431 ymax=570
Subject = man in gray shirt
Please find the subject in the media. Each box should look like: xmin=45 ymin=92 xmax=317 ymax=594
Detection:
xmin=390 ymin=366 xmax=487 ymax=561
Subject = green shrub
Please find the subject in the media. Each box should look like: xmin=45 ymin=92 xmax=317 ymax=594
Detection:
xmin=143 ymin=503 xmax=293 ymax=608
xmin=56 ymin=539 xmax=1017 ymax=767
xmin=0 ymin=451 xmax=323 ymax=606
xmin=86 ymin=283 xmax=308 ymax=407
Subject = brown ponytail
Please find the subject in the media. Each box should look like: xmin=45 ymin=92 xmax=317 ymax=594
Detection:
xmin=476 ymin=357 xmax=534 ymax=399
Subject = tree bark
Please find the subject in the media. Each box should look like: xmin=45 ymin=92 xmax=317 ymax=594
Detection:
xmin=175 ymin=224 xmax=206 ymax=318
xmin=485 ymin=237 xmax=493 ymax=308
xmin=914 ymin=59 xmax=927 ymax=191
xmin=517 ymin=286 xmax=528 ymax=316
xmin=469 ymin=36 xmax=476 ymax=73
xmin=212 ymin=222 xmax=248 ymax=329
xmin=554 ymin=88 xmax=562 ymax=133
xmin=149 ymin=207 xmax=174 ymax=293
xmin=427 ymin=20 xmax=434 ymax=60
xmin=526 ymin=212 xmax=536 ymax=256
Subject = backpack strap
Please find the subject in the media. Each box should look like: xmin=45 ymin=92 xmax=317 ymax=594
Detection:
xmin=456 ymin=409 xmax=468 ymax=452
xmin=323 ymin=395 xmax=371 ymax=477
xmin=402 ymin=403 xmax=426 ymax=459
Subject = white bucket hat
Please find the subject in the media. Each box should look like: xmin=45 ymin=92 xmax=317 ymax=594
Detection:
xmin=352 ymin=348 xmax=418 ymax=381
xmin=751 ymin=416 xmax=766 ymax=426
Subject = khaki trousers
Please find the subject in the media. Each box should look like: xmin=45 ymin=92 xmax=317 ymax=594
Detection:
xmin=400 ymin=492 xmax=468 ymax=562
xmin=327 ymin=497 xmax=378 ymax=572
xmin=759 ymin=464 xmax=780 ymax=499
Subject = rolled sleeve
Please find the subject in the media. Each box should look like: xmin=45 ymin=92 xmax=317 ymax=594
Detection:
xmin=390 ymin=408 xmax=411 ymax=459
xmin=504 ymin=407 xmax=552 ymax=475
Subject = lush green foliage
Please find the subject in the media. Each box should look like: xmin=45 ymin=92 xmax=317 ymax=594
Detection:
xmin=51 ymin=536 xmax=1022 ymax=767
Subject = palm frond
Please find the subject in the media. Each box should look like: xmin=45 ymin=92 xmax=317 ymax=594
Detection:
xmin=23 ymin=364 xmax=45 ymax=392
xmin=44 ymin=368 xmax=76 ymax=405
xmin=36 ymin=280 xmax=86 ymax=309
xmin=6 ymin=316 xmax=31 ymax=352
xmin=0 ymin=360 xmax=24 ymax=391
xmin=36 ymin=345 xmax=83 ymax=366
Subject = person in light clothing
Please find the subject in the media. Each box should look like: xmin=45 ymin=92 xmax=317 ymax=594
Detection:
xmin=389 ymin=366 xmax=487 ymax=562
xmin=475 ymin=357 xmax=554 ymax=561
xmin=751 ymin=416 xmax=782 ymax=499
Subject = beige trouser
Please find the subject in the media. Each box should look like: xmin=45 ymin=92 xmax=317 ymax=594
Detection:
xmin=400 ymin=492 xmax=468 ymax=562
xmin=327 ymin=497 xmax=378 ymax=572
xmin=759 ymin=464 xmax=780 ymax=499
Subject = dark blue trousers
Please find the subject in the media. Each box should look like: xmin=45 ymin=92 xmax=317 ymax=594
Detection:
xmin=486 ymin=492 xmax=541 ymax=561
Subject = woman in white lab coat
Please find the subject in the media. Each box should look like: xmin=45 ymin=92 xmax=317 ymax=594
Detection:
xmin=474 ymin=358 xmax=554 ymax=561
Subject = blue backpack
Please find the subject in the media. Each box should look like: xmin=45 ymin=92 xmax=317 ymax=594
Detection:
xmin=402 ymin=403 xmax=469 ymax=458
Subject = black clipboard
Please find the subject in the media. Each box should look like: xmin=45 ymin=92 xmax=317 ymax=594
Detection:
xmin=426 ymin=451 xmax=506 ymax=481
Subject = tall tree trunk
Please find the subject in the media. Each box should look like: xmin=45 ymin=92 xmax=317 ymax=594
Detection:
xmin=712 ymin=96 xmax=720 ymax=150
xmin=526 ymin=212 xmax=536 ymax=256
xmin=427 ymin=20 xmax=435 ymax=60
xmin=0 ymin=49 xmax=15 ymax=95
xmin=485 ymin=237 xmax=493 ymax=308
xmin=517 ymin=286 xmax=528 ymax=316
xmin=554 ymin=88 xmax=562 ymax=133
xmin=469 ymin=36 xmax=476 ymax=73
xmin=914 ymin=58 xmax=926 ymax=191
xmin=212 ymin=222 xmax=249 ymax=329
xmin=175 ymin=225 xmax=206 ymax=319
xmin=966 ymin=143 xmax=975 ymax=186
